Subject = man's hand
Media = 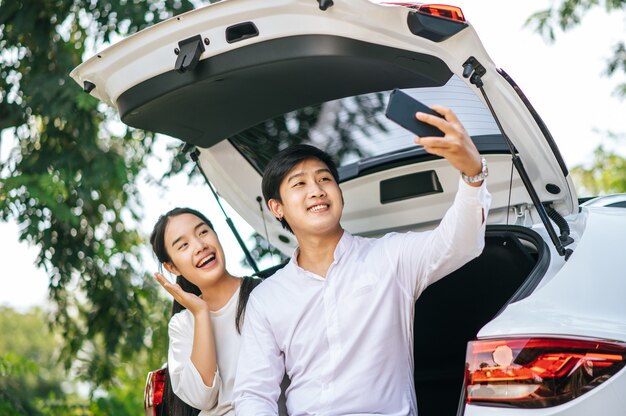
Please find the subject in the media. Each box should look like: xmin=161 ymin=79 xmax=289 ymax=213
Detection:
xmin=414 ymin=105 xmax=483 ymax=186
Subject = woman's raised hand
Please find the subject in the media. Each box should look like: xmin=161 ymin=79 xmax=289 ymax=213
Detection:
xmin=154 ymin=272 xmax=210 ymax=316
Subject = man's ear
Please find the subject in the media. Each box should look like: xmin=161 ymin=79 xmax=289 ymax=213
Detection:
xmin=267 ymin=198 xmax=284 ymax=220
xmin=163 ymin=262 xmax=180 ymax=277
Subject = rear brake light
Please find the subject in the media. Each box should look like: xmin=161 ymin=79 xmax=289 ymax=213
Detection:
xmin=382 ymin=3 xmax=466 ymax=23
xmin=152 ymin=369 xmax=166 ymax=406
xmin=463 ymin=338 xmax=626 ymax=408
xmin=415 ymin=4 xmax=465 ymax=22
xmin=144 ymin=368 xmax=167 ymax=414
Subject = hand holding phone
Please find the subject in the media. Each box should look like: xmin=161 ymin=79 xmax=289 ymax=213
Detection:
xmin=385 ymin=89 xmax=445 ymax=137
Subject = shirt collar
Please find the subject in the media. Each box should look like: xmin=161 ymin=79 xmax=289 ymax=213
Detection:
xmin=290 ymin=230 xmax=353 ymax=275
xmin=333 ymin=229 xmax=353 ymax=262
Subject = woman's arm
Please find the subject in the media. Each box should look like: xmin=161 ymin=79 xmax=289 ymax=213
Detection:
xmin=155 ymin=271 xmax=218 ymax=384
xmin=156 ymin=272 xmax=220 ymax=409
xmin=167 ymin=311 xmax=222 ymax=410
xmin=189 ymin=309 xmax=218 ymax=386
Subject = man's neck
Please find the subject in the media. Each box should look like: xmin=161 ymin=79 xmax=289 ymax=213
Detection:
xmin=295 ymin=227 xmax=344 ymax=278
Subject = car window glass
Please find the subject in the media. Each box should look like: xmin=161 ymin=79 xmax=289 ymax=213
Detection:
xmin=229 ymin=75 xmax=500 ymax=173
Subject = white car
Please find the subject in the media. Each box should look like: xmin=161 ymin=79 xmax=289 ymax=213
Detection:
xmin=71 ymin=1 xmax=626 ymax=415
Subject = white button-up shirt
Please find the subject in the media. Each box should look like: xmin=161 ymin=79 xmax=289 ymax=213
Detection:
xmin=234 ymin=179 xmax=490 ymax=415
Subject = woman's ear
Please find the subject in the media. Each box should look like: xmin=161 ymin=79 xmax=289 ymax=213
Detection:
xmin=163 ymin=262 xmax=180 ymax=277
xmin=267 ymin=198 xmax=283 ymax=220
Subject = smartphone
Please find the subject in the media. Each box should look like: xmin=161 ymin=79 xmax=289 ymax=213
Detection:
xmin=385 ymin=88 xmax=445 ymax=137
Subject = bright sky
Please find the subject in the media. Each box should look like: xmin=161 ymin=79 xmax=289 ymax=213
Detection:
xmin=1 ymin=1 xmax=624 ymax=311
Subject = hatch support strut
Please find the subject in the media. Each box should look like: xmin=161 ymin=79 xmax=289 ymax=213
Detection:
xmin=462 ymin=57 xmax=573 ymax=260
xmin=186 ymin=146 xmax=260 ymax=273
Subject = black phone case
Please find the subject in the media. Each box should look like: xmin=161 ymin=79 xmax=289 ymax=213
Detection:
xmin=385 ymin=89 xmax=444 ymax=137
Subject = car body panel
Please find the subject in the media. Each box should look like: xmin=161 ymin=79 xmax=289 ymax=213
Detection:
xmin=581 ymin=193 xmax=626 ymax=208
xmin=478 ymin=207 xmax=626 ymax=342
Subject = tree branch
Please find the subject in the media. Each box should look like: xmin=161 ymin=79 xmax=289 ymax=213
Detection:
xmin=0 ymin=102 xmax=24 ymax=131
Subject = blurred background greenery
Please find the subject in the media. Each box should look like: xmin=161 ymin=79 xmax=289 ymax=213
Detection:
xmin=0 ymin=0 xmax=624 ymax=414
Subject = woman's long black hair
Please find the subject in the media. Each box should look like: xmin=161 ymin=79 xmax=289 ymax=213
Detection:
xmin=150 ymin=207 xmax=261 ymax=416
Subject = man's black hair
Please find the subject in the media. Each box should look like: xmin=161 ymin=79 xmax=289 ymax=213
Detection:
xmin=261 ymin=144 xmax=340 ymax=233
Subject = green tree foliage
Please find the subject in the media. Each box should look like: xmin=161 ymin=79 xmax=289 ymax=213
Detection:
xmin=525 ymin=0 xmax=626 ymax=99
xmin=0 ymin=305 xmax=169 ymax=414
xmin=571 ymin=139 xmax=626 ymax=196
xmin=526 ymin=0 xmax=626 ymax=194
xmin=0 ymin=353 xmax=44 ymax=415
xmin=0 ymin=0 xmax=194 ymax=389
xmin=0 ymin=306 xmax=70 ymax=414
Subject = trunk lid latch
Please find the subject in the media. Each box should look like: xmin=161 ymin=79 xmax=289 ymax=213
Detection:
xmin=174 ymin=34 xmax=205 ymax=73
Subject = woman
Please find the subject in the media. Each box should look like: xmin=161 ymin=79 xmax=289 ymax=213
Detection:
xmin=150 ymin=207 xmax=265 ymax=416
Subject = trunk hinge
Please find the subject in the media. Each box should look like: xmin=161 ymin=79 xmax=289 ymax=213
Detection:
xmin=511 ymin=204 xmax=533 ymax=227
xmin=463 ymin=57 xmax=573 ymax=261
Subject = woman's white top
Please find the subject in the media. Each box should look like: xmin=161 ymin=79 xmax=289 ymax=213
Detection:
xmin=168 ymin=287 xmax=241 ymax=416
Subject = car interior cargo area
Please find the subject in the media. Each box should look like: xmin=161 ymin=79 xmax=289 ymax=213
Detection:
xmin=412 ymin=225 xmax=547 ymax=416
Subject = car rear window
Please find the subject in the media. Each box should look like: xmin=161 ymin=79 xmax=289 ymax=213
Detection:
xmin=229 ymin=75 xmax=500 ymax=174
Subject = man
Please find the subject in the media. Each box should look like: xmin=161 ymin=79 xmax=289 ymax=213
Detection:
xmin=233 ymin=106 xmax=491 ymax=415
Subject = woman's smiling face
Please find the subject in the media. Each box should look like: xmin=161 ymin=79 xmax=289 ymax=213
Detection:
xmin=163 ymin=213 xmax=227 ymax=288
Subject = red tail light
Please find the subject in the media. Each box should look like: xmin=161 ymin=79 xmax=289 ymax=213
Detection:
xmin=464 ymin=338 xmax=626 ymax=408
xmin=415 ymin=4 xmax=465 ymax=22
xmin=144 ymin=368 xmax=167 ymax=416
xmin=152 ymin=369 xmax=166 ymax=406
xmin=381 ymin=3 xmax=466 ymax=23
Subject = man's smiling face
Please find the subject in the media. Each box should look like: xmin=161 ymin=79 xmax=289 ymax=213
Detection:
xmin=268 ymin=157 xmax=343 ymax=238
